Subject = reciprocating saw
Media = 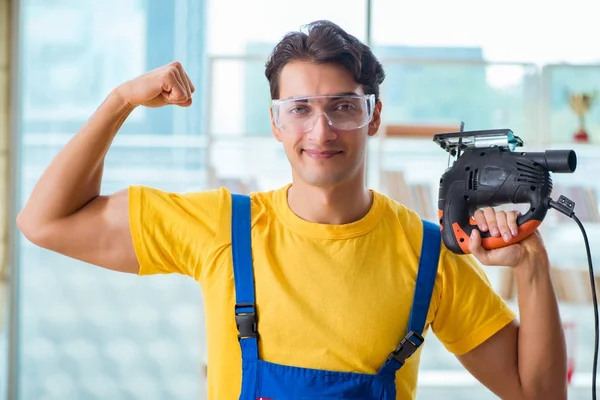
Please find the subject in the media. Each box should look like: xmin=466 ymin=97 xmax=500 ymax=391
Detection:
xmin=433 ymin=128 xmax=577 ymax=255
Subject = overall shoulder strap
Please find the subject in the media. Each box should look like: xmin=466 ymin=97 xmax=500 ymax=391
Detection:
xmin=407 ymin=218 xmax=442 ymax=334
xmin=231 ymin=193 xmax=259 ymax=362
xmin=378 ymin=218 xmax=442 ymax=376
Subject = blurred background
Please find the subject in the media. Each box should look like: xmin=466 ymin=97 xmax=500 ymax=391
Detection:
xmin=1 ymin=0 xmax=600 ymax=399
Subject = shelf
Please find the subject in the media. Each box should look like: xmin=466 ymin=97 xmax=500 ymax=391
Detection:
xmin=540 ymin=221 xmax=600 ymax=269
xmin=384 ymin=123 xmax=461 ymax=139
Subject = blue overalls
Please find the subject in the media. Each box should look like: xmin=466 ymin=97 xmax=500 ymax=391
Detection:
xmin=230 ymin=194 xmax=442 ymax=400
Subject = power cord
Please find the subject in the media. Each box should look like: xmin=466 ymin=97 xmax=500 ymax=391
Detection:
xmin=548 ymin=195 xmax=597 ymax=399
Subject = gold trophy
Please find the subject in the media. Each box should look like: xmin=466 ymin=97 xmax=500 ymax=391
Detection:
xmin=568 ymin=91 xmax=596 ymax=143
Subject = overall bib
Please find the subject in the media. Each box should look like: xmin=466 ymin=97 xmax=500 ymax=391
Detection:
xmin=230 ymin=194 xmax=442 ymax=400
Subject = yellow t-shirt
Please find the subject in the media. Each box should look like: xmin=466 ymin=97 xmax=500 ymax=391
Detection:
xmin=128 ymin=183 xmax=515 ymax=400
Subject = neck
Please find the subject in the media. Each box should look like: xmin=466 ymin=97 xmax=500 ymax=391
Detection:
xmin=286 ymin=179 xmax=373 ymax=225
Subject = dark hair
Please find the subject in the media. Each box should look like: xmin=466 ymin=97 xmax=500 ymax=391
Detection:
xmin=265 ymin=20 xmax=386 ymax=101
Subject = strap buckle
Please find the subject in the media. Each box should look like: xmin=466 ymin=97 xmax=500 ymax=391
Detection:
xmin=235 ymin=302 xmax=258 ymax=340
xmin=386 ymin=331 xmax=424 ymax=365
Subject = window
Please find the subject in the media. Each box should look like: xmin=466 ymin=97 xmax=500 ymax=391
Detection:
xmin=371 ymin=2 xmax=600 ymax=398
xmin=15 ymin=1 xmax=208 ymax=399
xmin=12 ymin=1 xmax=599 ymax=399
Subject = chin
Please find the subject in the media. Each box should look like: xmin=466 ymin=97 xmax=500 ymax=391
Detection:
xmin=301 ymin=172 xmax=348 ymax=187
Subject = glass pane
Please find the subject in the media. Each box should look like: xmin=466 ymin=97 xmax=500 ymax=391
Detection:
xmin=541 ymin=64 xmax=600 ymax=145
xmin=371 ymin=0 xmax=600 ymax=65
xmin=17 ymin=1 xmax=208 ymax=399
xmin=207 ymin=0 xmax=367 ymax=55
xmin=375 ymin=58 xmax=537 ymax=136
xmin=209 ymin=57 xmax=273 ymax=137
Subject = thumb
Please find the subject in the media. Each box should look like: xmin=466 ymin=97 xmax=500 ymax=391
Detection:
xmin=161 ymin=69 xmax=189 ymax=104
xmin=178 ymin=98 xmax=193 ymax=107
xmin=468 ymin=229 xmax=489 ymax=263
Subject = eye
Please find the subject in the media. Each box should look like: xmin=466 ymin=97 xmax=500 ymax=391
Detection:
xmin=334 ymin=103 xmax=356 ymax=112
xmin=288 ymin=105 xmax=310 ymax=114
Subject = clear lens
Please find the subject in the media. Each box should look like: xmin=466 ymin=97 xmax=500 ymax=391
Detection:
xmin=271 ymin=94 xmax=375 ymax=133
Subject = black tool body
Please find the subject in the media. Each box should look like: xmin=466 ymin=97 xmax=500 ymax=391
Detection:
xmin=434 ymin=129 xmax=576 ymax=254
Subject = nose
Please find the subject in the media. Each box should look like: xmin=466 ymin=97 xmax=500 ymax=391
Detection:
xmin=306 ymin=113 xmax=338 ymax=143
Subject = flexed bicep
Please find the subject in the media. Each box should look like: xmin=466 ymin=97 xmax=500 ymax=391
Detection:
xmin=20 ymin=189 xmax=140 ymax=274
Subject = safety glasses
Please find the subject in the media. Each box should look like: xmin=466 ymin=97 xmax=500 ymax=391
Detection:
xmin=271 ymin=94 xmax=376 ymax=133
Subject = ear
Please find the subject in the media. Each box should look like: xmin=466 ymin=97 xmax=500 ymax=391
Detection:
xmin=367 ymin=100 xmax=383 ymax=137
xmin=270 ymin=107 xmax=283 ymax=142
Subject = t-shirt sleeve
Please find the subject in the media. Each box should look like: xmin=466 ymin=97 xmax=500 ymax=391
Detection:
xmin=128 ymin=185 xmax=228 ymax=280
xmin=431 ymin=247 xmax=517 ymax=355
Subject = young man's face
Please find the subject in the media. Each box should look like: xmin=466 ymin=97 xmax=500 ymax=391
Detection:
xmin=270 ymin=61 xmax=381 ymax=188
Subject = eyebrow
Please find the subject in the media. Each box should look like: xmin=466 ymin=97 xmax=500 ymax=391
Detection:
xmin=282 ymin=92 xmax=362 ymax=102
xmin=332 ymin=91 xmax=361 ymax=97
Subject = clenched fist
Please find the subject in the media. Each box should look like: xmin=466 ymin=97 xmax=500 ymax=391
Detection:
xmin=115 ymin=61 xmax=195 ymax=108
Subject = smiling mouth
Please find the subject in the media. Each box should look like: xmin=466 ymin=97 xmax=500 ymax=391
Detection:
xmin=302 ymin=149 xmax=343 ymax=159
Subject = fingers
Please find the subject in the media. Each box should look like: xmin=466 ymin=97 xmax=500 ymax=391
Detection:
xmin=162 ymin=67 xmax=187 ymax=103
xmin=507 ymin=211 xmax=519 ymax=236
xmin=163 ymin=62 xmax=194 ymax=106
xmin=483 ymin=207 xmax=499 ymax=237
xmin=172 ymin=62 xmax=195 ymax=100
xmin=496 ymin=211 xmax=514 ymax=243
xmin=472 ymin=209 xmax=487 ymax=231
xmin=470 ymin=207 xmax=530 ymax=267
xmin=473 ymin=207 xmax=520 ymax=243
xmin=180 ymin=67 xmax=196 ymax=94
xmin=173 ymin=62 xmax=193 ymax=99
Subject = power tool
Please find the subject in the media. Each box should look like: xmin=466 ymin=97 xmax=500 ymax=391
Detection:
xmin=433 ymin=126 xmax=598 ymax=399
xmin=434 ymin=128 xmax=576 ymax=254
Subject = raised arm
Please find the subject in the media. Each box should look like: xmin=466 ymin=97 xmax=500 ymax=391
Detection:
xmin=458 ymin=209 xmax=567 ymax=400
xmin=16 ymin=62 xmax=195 ymax=274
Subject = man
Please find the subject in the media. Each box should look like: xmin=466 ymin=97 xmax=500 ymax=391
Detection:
xmin=17 ymin=20 xmax=567 ymax=400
